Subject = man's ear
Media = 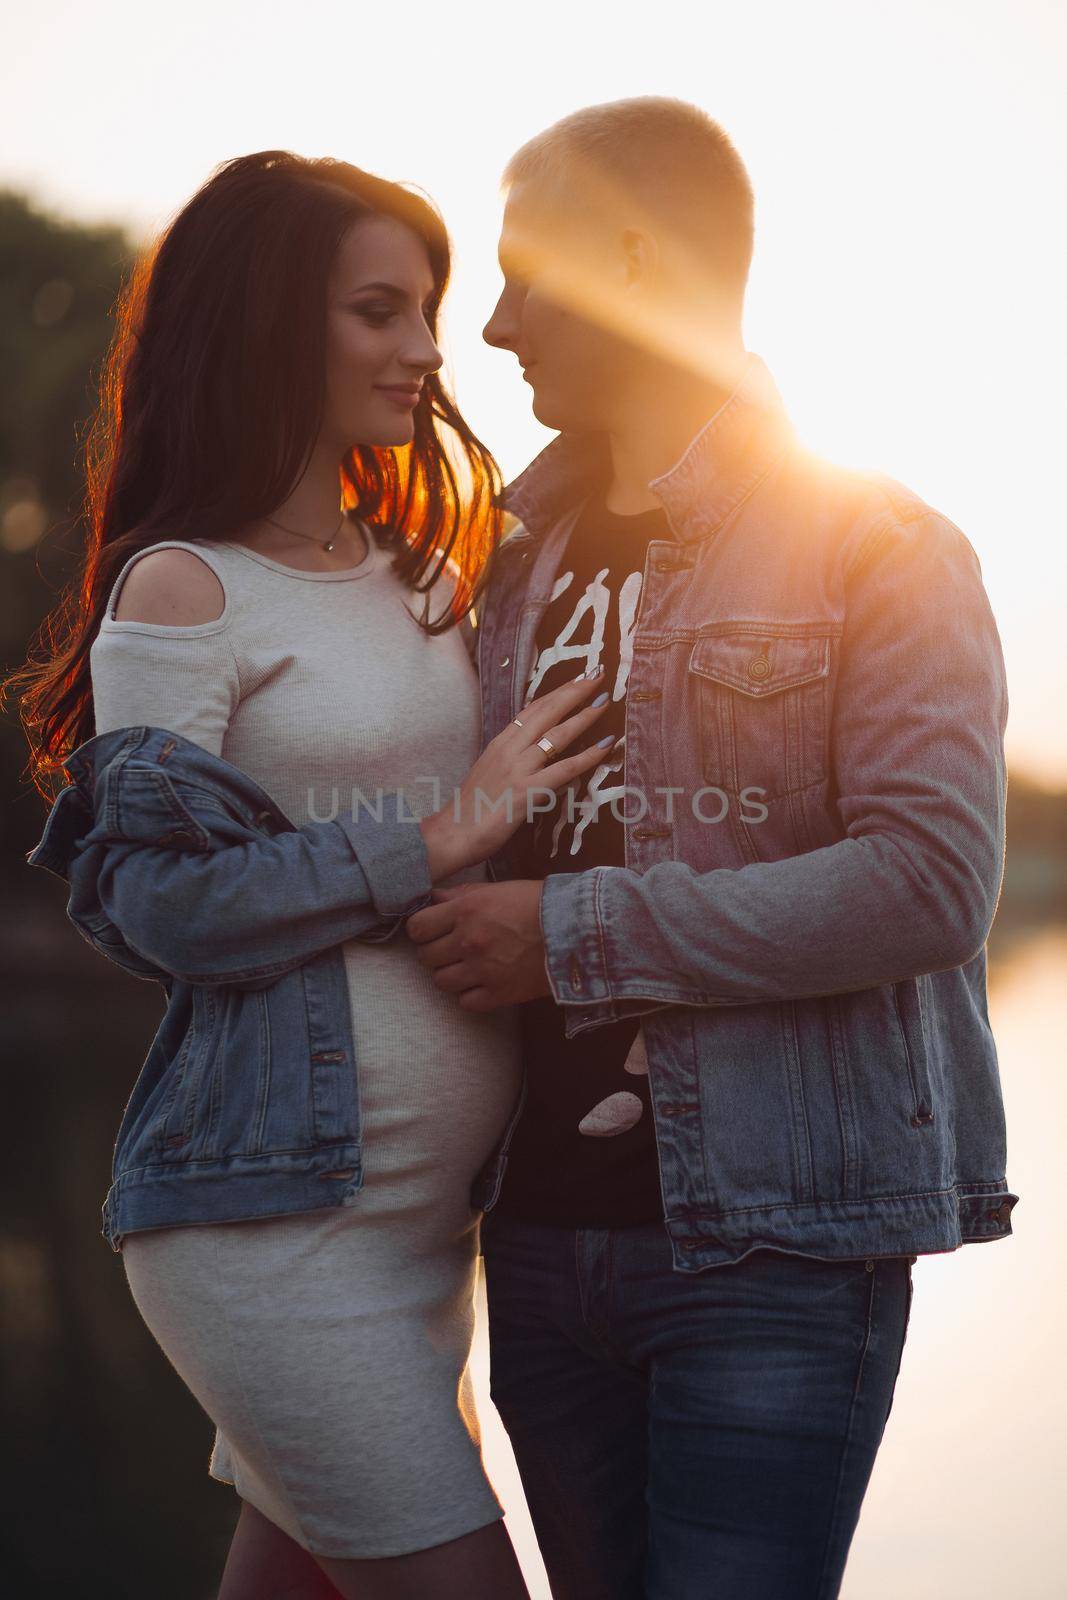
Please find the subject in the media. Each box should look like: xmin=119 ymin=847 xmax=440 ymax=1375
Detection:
xmin=620 ymin=226 xmax=658 ymax=291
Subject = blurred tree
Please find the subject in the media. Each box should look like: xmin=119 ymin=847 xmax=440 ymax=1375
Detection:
xmin=1001 ymin=770 xmax=1067 ymax=920
xmin=0 ymin=190 xmax=133 ymax=531
xmin=0 ymin=192 xmax=134 ymax=875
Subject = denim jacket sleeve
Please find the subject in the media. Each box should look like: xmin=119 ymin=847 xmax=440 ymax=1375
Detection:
xmin=539 ymin=510 xmax=1008 ymax=1021
xmin=34 ymin=747 xmax=436 ymax=989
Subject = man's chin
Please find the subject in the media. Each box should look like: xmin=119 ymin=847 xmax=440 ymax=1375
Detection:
xmin=529 ymin=387 xmax=583 ymax=433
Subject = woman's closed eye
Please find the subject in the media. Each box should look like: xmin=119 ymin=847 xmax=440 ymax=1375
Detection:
xmin=351 ymin=300 xmax=436 ymax=328
xmin=354 ymin=303 xmax=398 ymax=326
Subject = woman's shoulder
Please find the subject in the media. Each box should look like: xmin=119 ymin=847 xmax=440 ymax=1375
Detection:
xmin=109 ymin=541 xmax=228 ymax=627
xmin=99 ymin=539 xmax=239 ymax=636
xmin=90 ymin=540 xmax=241 ymax=750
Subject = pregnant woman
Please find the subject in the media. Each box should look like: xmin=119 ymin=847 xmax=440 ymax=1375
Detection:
xmin=14 ymin=152 xmax=614 ymax=1598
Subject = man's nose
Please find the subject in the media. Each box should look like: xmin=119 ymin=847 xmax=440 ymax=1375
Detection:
xmin=483 ymin=293 xmax=516 ymax=350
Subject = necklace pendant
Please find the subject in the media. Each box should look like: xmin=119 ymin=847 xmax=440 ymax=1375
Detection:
xmin=324 ymin=540 xmax=335 ymax=552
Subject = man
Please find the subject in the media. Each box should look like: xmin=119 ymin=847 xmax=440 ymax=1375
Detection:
xmin=406 ymin=97 xmax=1017 ymax=1599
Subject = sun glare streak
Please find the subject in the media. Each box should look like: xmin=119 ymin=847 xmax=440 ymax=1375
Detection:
xmin=502 ymin=158 xmax=751 ymax=392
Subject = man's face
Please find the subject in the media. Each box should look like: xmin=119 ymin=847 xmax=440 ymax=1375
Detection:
xmin=482 ymin=182 xmax=631 ymax=434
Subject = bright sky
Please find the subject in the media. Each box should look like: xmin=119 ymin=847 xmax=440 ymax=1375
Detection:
xmin=4 ymin=0 xmax=1065 ymax=783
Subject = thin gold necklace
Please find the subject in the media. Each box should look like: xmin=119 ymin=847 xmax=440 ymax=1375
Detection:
xmin=262 ymin=509 xmax=347 ymax=552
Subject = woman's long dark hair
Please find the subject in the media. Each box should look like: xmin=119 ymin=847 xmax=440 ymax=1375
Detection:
xmin=7 ymin=151 xmax=504 ymax=800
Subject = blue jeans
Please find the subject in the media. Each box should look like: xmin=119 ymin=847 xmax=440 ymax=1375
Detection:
xmin=481 ymin=1210 xmax=914 ymax=1599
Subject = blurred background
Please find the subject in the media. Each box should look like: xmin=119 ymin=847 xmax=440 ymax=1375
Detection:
xmin=2 ymin=1 xmax=1064 ymax=1595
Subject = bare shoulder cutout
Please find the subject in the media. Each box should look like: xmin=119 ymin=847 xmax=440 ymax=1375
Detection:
xmin=112 ymin=547 xmax=227 ymax=626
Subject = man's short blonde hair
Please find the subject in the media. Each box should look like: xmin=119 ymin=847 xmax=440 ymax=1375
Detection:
xmin=503 ymin=97 xmax=755 ymax=303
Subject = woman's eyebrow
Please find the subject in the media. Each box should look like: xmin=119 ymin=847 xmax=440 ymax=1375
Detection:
xmin=344 ymin=280 xmax=434 ymax=301
xmin=346 ymin=280 xmax=407 ymax=297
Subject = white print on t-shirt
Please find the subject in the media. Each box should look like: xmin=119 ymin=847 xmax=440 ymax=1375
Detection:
xmin=565 ymin=739 xmax=626 ymax=856
xmin=578 ymin=1091 xmax=643 ymax=1137
xmin=525 ymin=564 xmax=646 ymax=860
xmin=614 ymin=570 xmax=642 ymax=700
xmin=623 ymin=1029 xmax=649 ymax=1076
xmin=578 ymin=1032 xmax=650 ymax=1137
xmin=524 ymin=568 xmax=605 ymax=696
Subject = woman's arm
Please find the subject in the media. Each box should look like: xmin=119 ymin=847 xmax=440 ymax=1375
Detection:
xmin=79 ymin=781 xmax=436 ymax=986
xmin=84 ymin=545 xmax=439 ymax=984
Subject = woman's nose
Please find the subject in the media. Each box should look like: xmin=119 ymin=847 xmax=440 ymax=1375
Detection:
xmin=406 ymin=330 xmax=443 ymax=375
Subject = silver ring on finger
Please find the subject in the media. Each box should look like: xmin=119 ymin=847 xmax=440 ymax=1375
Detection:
xmin=536 ymin=734 xmax=556 ymax=756
xmin=512 ymin=716 xmax=525 ymax=728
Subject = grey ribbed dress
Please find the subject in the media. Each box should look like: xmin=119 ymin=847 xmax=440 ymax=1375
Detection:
xmin=89 ymin=526 xmax=522 ymax=1559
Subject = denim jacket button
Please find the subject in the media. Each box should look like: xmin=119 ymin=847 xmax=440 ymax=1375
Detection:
xmin=748 ymin=656 xmax=771 ymax=680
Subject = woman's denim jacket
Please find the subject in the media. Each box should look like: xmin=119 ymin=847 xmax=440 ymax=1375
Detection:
xmin=27 ymin=725 xmax=445 ymax=1251
xmin=27 ymin=351 xmax=1019 ymax=1268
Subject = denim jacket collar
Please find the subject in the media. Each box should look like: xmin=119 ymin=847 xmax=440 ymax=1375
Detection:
xmin=70 ymin=723 xmax=292 ymax=810
xmin=502 ymin=350 xmax=796 ymax=544
xmin=31 ymin=726 xmax=296 ymax=884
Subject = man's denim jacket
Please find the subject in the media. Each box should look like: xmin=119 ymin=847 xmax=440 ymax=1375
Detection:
xmin=27 ymin=352 xmax=1018 ymax=1268
xmin=472 ymin=351 xmax=1018 ymax=1268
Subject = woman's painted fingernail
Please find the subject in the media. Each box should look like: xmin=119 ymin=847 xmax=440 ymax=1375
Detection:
xmin=591 ymin=691 xmax=610 ymax=707
xmin=596 ymin=734 xmax=616 ymax=746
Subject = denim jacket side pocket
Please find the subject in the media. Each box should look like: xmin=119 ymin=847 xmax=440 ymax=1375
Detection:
xmin=892 ymin=976 xmax=936 ymax=1129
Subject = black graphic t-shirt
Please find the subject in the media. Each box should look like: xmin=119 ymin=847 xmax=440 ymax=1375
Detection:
xmin=494 ymin=489 xmax=670 ymax=1227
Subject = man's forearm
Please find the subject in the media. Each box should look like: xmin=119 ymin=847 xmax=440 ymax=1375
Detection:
xmin=540 ymin=819 xmax=1002 ymax=1017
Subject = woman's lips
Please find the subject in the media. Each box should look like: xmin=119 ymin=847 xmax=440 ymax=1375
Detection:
xmin=375 ymin=386 xmax=421 ymax=409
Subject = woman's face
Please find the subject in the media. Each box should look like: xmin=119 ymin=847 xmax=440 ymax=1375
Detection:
xmin=322 ymin=215 xmax=443 ymax=451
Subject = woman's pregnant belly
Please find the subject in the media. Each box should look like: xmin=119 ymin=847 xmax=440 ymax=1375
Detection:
xmin=340 ymin=935 xmax=522 ymax=1217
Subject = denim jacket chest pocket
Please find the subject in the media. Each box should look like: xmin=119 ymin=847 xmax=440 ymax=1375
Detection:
xmin=687 ymin=628 xmax=833 ymax=801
